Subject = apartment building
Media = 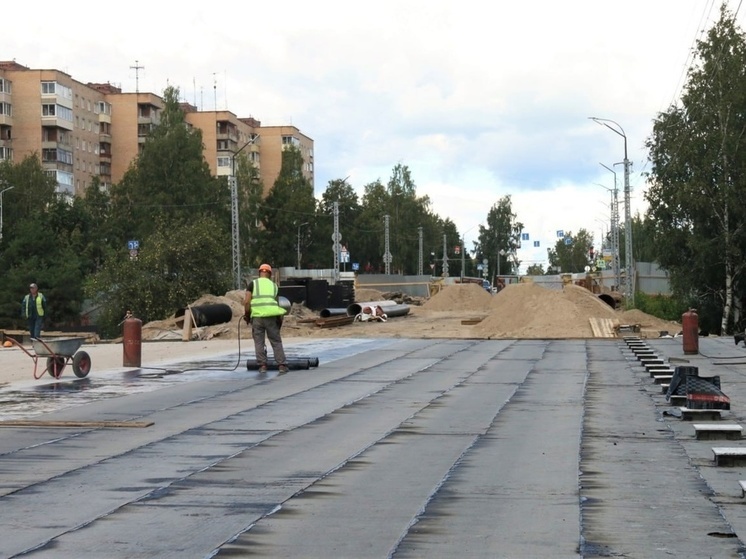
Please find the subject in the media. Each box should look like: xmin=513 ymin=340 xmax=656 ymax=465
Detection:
xmin=0 ymin=61 xmax=109 ymax=196
xmin=87 ymin=83 xmax=164 ymax=187
xmin=0 ymin=61 xmax=314 ymax=198
xmin=258 ymin=125 xmax=314 ymax=192
xmin=181 ymin=105 xmax=260 ymax=179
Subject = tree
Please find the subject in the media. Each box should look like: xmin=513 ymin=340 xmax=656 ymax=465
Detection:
xmin=88 ymin=86 xmax=232 ymax=332
xmin=354 ymin=165 xmax=443 ymax=275
xmin=547 ymin=229 xmax=594 ymax=274
xmin=646 ymin=5 xmax=746 ymax=334
xmin=477 ymin=196 xmax=523 ymax=281
xmin=0 ymin=155 xmax=87 ymax=329
xmin=258 ymin=145 xmax=315 ymax=268
xmin=235 ymin=153 xmax=264 ymax=272
xmin=312 ymin=178 xmax=361 ymax=269
xmin=525 ymin=263 xmax=546 ymax=276
xmin=86 ymin=216 xmax=231 ymax=337
xmin=109 ymin=86 xmax=228 ymax=240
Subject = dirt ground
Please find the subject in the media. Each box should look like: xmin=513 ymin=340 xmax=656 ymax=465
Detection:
xmin=140 ymin=282 xmax=683 ymax=342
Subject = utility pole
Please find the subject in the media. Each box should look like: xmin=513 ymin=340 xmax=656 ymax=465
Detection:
xmin=231 ymin=134 xmax=259 ymax=289
xmin=333 ymin=202 xmax=341 ymax=282
xmin=442 ymin=234 xmax=449 ymax=277
xmin=461 ymin=236 xmax=465 ymax=279
xmin=600 ymin=163 xmax=621 ymax=292
xmin=130 ymin=60 xmax=144 ymax=93
xmin=383 ymin=215 xmax=391 ymax=275
xmin=418 ymin=226 xmax=423 ymax=276
xmin=296 ymin=222 xmax=309 ymax=269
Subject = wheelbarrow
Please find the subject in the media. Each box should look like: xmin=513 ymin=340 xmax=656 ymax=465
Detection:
xmin=6 ymin=337 xmax=92 ymax=379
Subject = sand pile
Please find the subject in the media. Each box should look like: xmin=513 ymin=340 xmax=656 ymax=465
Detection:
xmin=423 ymin=283 xmax=493 ymax=312
xmin=470 ymin=283 xmax=606 ymax=338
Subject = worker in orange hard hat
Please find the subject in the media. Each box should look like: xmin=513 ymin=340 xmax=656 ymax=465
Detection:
xmin=243 ymin=264 xmax=288 ymax=374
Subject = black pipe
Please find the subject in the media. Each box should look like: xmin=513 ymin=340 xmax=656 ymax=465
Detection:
xmin=175 ymin=303 xmax=233 ymax=327
xmin=280 ymin=355 xmax=319 ymax=367
xmin=319 ymin=308 xmax=348 ymax=318
xmin=246 ymin=358 xmax=319 ymax=371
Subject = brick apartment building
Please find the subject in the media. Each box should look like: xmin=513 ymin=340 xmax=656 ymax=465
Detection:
xmin=0 ymin=61 xmax=314 ymax=197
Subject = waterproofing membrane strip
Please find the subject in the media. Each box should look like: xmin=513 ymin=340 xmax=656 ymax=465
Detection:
xmin=0 ymin=420 xmax=154 ymax=428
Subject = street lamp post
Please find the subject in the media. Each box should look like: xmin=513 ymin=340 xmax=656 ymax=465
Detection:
xmin=497 ymin=248 xmax=506 ymax=285
xmin=296 ymin=222 xmax=309 ymax=270
xmin=231 ymin=134 xmax=260 ymax=290
xmin=599 ymin=162 xmax=622 ymax=292
xmin=0 ymin=185 xmax=14 ymax=243
xmin=590 ymin=117 xmax=633 ymax=305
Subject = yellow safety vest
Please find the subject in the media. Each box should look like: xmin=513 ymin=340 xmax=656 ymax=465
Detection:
xmin=22 ymin=293 xmax=45 ymax=318
xmin=250 ymin=278 xmax=286 ymax=318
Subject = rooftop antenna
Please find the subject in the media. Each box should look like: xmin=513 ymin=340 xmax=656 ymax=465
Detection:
xmin=213 ymin=73 xmax=217 ymax=111
xmin=130 ymin=60 xmax=144 ymax=93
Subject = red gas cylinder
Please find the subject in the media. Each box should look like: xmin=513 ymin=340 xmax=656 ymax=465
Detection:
xmin=682 ymin=308 xmax=699 ymax=355
xmin=123 ymin=312 xmax=142 ymax=367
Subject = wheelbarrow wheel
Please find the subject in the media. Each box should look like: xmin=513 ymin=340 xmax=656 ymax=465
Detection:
xmin=72 ymin=351 xmax=91 ymax=378
xmin=46 ymin=357 xmax=66 ymax=378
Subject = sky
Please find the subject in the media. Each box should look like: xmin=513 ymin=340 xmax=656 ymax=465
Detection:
xmin=5 ymin=1 xmax=736 ymax=272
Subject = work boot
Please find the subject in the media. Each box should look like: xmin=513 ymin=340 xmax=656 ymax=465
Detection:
xmin=258 ymin=364 xmax=268 ymax=373
xmin=278 ymin=365 xmax=289 ymax=374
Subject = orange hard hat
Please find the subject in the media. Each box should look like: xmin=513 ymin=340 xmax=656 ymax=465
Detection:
xmin=259 ymin=263 xmax=272 ymax=273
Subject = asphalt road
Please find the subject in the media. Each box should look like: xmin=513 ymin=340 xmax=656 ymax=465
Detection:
xmin=2 ymin=336 xmax=746 ymax=558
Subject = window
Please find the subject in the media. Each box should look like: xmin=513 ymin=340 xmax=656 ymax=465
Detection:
xmin=41 ymin=82 xmax=56 ymax=95
xmin=58 ymin=106 xmax=73 ymax=122
xmin=0 ymin=79 xmax=10 ymax=94
xmin=282 ymin=135 xmax=300 ymax=147
xmin=0 ymin=102 xmax=11 ymax=116
xmin=96 ymin=101 xmax=111 ymax=116
xmin=42 ymin=104 xmax=56 ymax=116
xmin=217 ymin=157 xmax=231 ymax=168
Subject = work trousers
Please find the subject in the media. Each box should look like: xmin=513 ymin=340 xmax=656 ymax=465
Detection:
xmin=28 ymin=316 xmax=43 ymax=339
xmin=251 ymin=316 xmax=287 ymax=366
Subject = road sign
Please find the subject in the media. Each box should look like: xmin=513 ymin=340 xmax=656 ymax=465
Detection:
xmin=331 ymin=232 xmax=341 ymax=242
xmin=340 ymin=248 xmax=350 ymax=263
xmin=127 ymin=240 xmax=139 ymax=250
xmin=383 ymin=252 xmax=392 ymax=264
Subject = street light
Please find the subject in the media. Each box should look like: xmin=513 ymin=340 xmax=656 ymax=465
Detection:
xmin=589 ymin=117 xmax=633 ymax=305
xmin=296 ymin=222 xmax=309 ymax=270
xmin=0 ymin=185 xmax=14 ymax=243
xmin=230 ymin=134 xmax=260 ymax=290
xmin=599 ymin=162 xmax=622 ymax=291
xmin=497 ymin=248 xmax=506 ymax=284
